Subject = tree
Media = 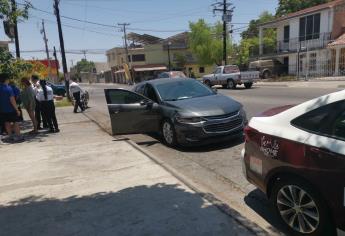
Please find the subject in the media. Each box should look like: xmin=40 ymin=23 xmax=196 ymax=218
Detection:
xmin=189 ymin=19 xmax=226 ymax=66
xmin=0 ymin=0 xmax=31 ymax=23
xmin=71 ymin=59 xmax=95 ymax=81
xmin=173 ymin=52 xmax=187 ymax=69
xmin=241 ymin=11 xmax=275 ymax=39
xmin=276 ymin=0 xmax=331 ymax=17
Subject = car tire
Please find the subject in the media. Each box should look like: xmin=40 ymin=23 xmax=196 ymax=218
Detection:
xmin=227 ymin=79 xmax=236 ymax=89
xmin=161 ymin=120 xmax=177 ymax=147
xmin=244 ymin=83 xmax=253 ymax=89
xmin=204 ymin=80 xmax=211 ymax=87
xmin=263 ymin=70 xmax=271 ymax=79
xmin=270 ymin=177 xmax=335 ymax=236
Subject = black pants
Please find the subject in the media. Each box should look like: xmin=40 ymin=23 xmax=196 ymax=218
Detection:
xmin=41 ymin=100 xmax=58 ymax=131
xmin=35 ymin=99 xmax=48 ymax=128
xmin=73 ymin=92 xmax=84 ymax=112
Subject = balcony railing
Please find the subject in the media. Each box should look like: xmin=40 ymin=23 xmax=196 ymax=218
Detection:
xmin=250 ymin=32 xmax=333 ymax=57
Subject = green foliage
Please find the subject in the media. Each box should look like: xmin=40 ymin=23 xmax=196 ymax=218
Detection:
xmin=241 ymin=11 xmax=275 ymax=39
xmin=276 ymin=0 xmax=331 ymax=17
xmin=74 ymin=59 xmax=95 ymax=73
xmin=188 ymin=19 xmax=225 ymax=66
xmin=0 ymin=48 xmax=33 ymax=84
xmin=0 ymin=0 xmax=31 ymax=23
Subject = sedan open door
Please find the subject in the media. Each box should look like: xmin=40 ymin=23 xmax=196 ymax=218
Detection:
xmin=104 ymin=89 xmax=161 ymax=135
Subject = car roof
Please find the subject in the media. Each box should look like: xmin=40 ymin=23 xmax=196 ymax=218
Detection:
xmin=137 ymin=78 xmax=195 ymax=86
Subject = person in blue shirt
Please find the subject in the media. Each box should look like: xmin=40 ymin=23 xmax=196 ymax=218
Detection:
xmin=9 ymin=81 xmax=23 ymax=122
xmin=0 ymin=73 xmax=23 ymax=142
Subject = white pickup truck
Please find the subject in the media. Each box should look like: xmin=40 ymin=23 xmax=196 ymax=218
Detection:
xmin=202 ymin=65 xmax=260 ymax=89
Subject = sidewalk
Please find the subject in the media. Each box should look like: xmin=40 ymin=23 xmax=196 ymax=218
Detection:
xmin=256 ymin=79 xmax=345 ymax=88
xmin=0 ymin=107 xmax=253 ymax=236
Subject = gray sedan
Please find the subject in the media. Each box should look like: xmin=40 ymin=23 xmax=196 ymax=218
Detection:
xmin=104 ymin=78 xmax=247 ymax=146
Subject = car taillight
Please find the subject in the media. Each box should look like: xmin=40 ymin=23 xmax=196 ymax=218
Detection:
xmin=244 ymin=125 xmax=259 ymax=142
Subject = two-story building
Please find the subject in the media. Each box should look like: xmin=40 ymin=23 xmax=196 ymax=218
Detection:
xmin=106 ymin=32 xmax=214 ymax=83
xmin=257 ymin=0 xmax=345 ymax=77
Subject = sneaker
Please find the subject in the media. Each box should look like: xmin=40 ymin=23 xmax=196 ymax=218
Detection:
xmin=54 ymin=129 xmax=60 ymax=133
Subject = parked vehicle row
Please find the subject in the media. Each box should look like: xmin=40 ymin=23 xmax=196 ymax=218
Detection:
xmin=104 ymin=78 xmax=344 ymax=236
xmin=202 ymin=65 xmax=260 ymax=89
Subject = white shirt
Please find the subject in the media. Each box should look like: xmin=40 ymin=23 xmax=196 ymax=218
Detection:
xmin=36 ymin=86 xmax=54 ymax=101
xmin=69 ymin=82 xmax=83 ymax=94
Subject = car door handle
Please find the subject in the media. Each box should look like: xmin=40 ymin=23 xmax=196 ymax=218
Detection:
xmin=309 ymin=147 xmax=335 ymax=156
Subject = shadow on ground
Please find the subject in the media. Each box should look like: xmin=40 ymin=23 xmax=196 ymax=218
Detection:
xmin=244 ymin=189 xmax=286 ymax=235
xmin=0 ymin=184 xmax=251 ymax=236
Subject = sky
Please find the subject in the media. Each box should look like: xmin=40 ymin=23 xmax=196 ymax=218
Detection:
xmin=0 ymin=0 xmax=278 ymax=69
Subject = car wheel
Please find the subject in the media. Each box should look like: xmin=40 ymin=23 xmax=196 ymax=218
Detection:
xmin=161 ymin=120 xmax=177 ymax=147
xmin=244 ymin=83 xmax=253 ymax=89
xmin=204 ymin=80 xmax=211 ymax=87
xmin=227 ymin=79 xmax=236 ymax=89
xmin=263 ymin=70 xmax=271 ymax=79
xmin=270 ymin=178 xmax=335 ymax=236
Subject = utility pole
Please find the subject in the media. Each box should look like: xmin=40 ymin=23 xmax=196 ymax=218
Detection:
xmin=53 ymin=46 xmax=60 ymax=81
xmin=54 ymin=0 xmax=70 ymax=98
xmin=213 ymin=0 xmax=234 ymax=65
xmin=41 ymin=20 xmax=52 ymax=80
xmin=11 ymin=0 xmax=20 ymax=58
xmin=82 ymin=50 xmax=87 ymax=60
xmin=118 ymin=23 xmax=132 ymax=84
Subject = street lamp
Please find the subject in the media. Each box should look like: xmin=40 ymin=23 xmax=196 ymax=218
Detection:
xmin=167 ymin=41 xmax=172 ymax=71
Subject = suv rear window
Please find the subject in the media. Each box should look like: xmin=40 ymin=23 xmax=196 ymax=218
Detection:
xmin=291 ymin=101 xmax=345 ymax=136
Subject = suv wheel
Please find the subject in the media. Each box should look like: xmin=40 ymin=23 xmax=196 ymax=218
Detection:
xmin=270 ymin=178 xmax=335 ymax=236
xmin=244 ymin=83 xmax=253 ymax=89
xmin=227 ymin=79 xmax=236 ymax=89
xmin=161 ymin=120 xmax=177 ymax=147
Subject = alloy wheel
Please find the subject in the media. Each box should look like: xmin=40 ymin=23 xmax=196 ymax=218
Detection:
xmin=277 ymin=185 xmax=320 ymax=234
xmin=227 ymin=80 xmax=234 ymax=89
xmin=162 ymin=122 xmax=174 ymax=145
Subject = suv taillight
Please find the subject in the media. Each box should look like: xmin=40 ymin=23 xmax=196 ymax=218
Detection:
xmin=244 ymin=126 xmax=259 ymax=142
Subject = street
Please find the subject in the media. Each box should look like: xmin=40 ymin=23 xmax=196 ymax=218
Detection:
xmin=82 ymin=82 xmax=342 ymax=235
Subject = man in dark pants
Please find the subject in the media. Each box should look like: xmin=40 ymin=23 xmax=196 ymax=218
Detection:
xmin=69 ymin=78 xmax=84 ymax=113
xmin=31 ymin=75 xmax=48 ymax=129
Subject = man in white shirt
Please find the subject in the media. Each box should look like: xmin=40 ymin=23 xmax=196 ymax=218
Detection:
xmin=31 ymin=75 xmax=48 ymax=129
xmin=69 ymin=78 xmax=84 ymax=113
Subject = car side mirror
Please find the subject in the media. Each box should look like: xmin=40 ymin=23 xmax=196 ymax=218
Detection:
xmin=140 ymin=100 xmax=154 ymax=108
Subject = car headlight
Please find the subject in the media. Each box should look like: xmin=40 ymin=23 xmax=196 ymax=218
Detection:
xmin=176 ymin=116 xmax=205 ymax=124
xmin=240 ymin=107 xmax=248 ymax=125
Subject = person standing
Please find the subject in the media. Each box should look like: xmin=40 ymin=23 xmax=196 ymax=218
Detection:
xmin=9 ymin=81 xmax=23 ymax=122
xmin=69 ymin=78 xmax=85 ymax=113
xmin=20 ymin=77 xmax=38 ymax=134
xmin=31 ymin=75 xmax=48 ymax=130
xmin=0 ymin=73 xmax=23 ymax=142
xmin=36 ymin=80 xmax=59 ymax=133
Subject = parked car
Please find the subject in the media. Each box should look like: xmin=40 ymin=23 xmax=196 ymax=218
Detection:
xmin=157 ymin=71 xmax=187 ymax=79
xmin=242 ymin=90 xmax=345 ymax=236
xmin=202 ymin=65 xmax=260 ymax=89
xmin=248 ymin=59 xmax=287 ymax=79
xmin=46 ymin=81 xmax=66 ymax=97
xmin=104 ymin=78 xmax=247 ymax=147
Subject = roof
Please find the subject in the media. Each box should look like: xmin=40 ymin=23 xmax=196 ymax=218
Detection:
xmin=260 ymin=0 xmax=345 ymax=27
xmin=127 ymin=33 xmax=162 ymax=45
xmin=328 ymin=32 xmax=345 ymax=47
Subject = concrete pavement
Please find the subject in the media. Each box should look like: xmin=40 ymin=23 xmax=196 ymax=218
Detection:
xmin=0 ymin=107 xmax=255 ymax=236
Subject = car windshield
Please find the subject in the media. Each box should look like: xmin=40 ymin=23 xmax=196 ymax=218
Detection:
xmin=156 ymin=80 xmax=214 ymax=101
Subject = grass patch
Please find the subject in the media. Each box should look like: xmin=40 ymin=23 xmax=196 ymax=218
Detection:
xmin=55 ymin=98 xmax=72 ymax=107
xmin=265 ymin=75 xmax=299 ymax=82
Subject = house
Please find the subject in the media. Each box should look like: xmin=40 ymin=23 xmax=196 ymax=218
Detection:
xmin=106 ymin=32 xmax=214 ymax=83
xmin=0 ymin=41 xmax=10 ymax=51
xmin=257 ymin=0 xmax=345 ymax=77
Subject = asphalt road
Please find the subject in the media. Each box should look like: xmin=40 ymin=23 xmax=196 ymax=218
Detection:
xmin=82 ymin=82 xmax=341 ymax=235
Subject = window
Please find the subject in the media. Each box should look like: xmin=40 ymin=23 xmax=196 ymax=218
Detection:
xmin=331 ymin=111 xmax=345 ymax=140
xmin=224 ymin=65 xmax=240 ymax=74
xmin=135 ymin=84 xmax=146 ymax=95
xmin=284 ymin=25 xmax=290 ymax=43
xmin=199 ymin=67 xmax=205 ymax=73
xmin=291 ymin=101 xmax=345 ymax=136
xmin=144 ymin=84 xmax=158 ymax=103
xmin=128 ymin=54 xmax=146 ymax=62
xmin=299 ymin=13 xmax=321 ymax=41
xmin=106 ymin=90 xmax=144 ymax=104
xmin=309 ymin=53 xmax=317 ymax=71
xmin=214 ymin=68 xmax=222 ymax=74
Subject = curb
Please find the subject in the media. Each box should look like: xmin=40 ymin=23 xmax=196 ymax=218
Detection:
xmin=255 ymin=83 xmax=289 ymax=88
xmin=81 ymin=111 xmax=269 ymax=236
